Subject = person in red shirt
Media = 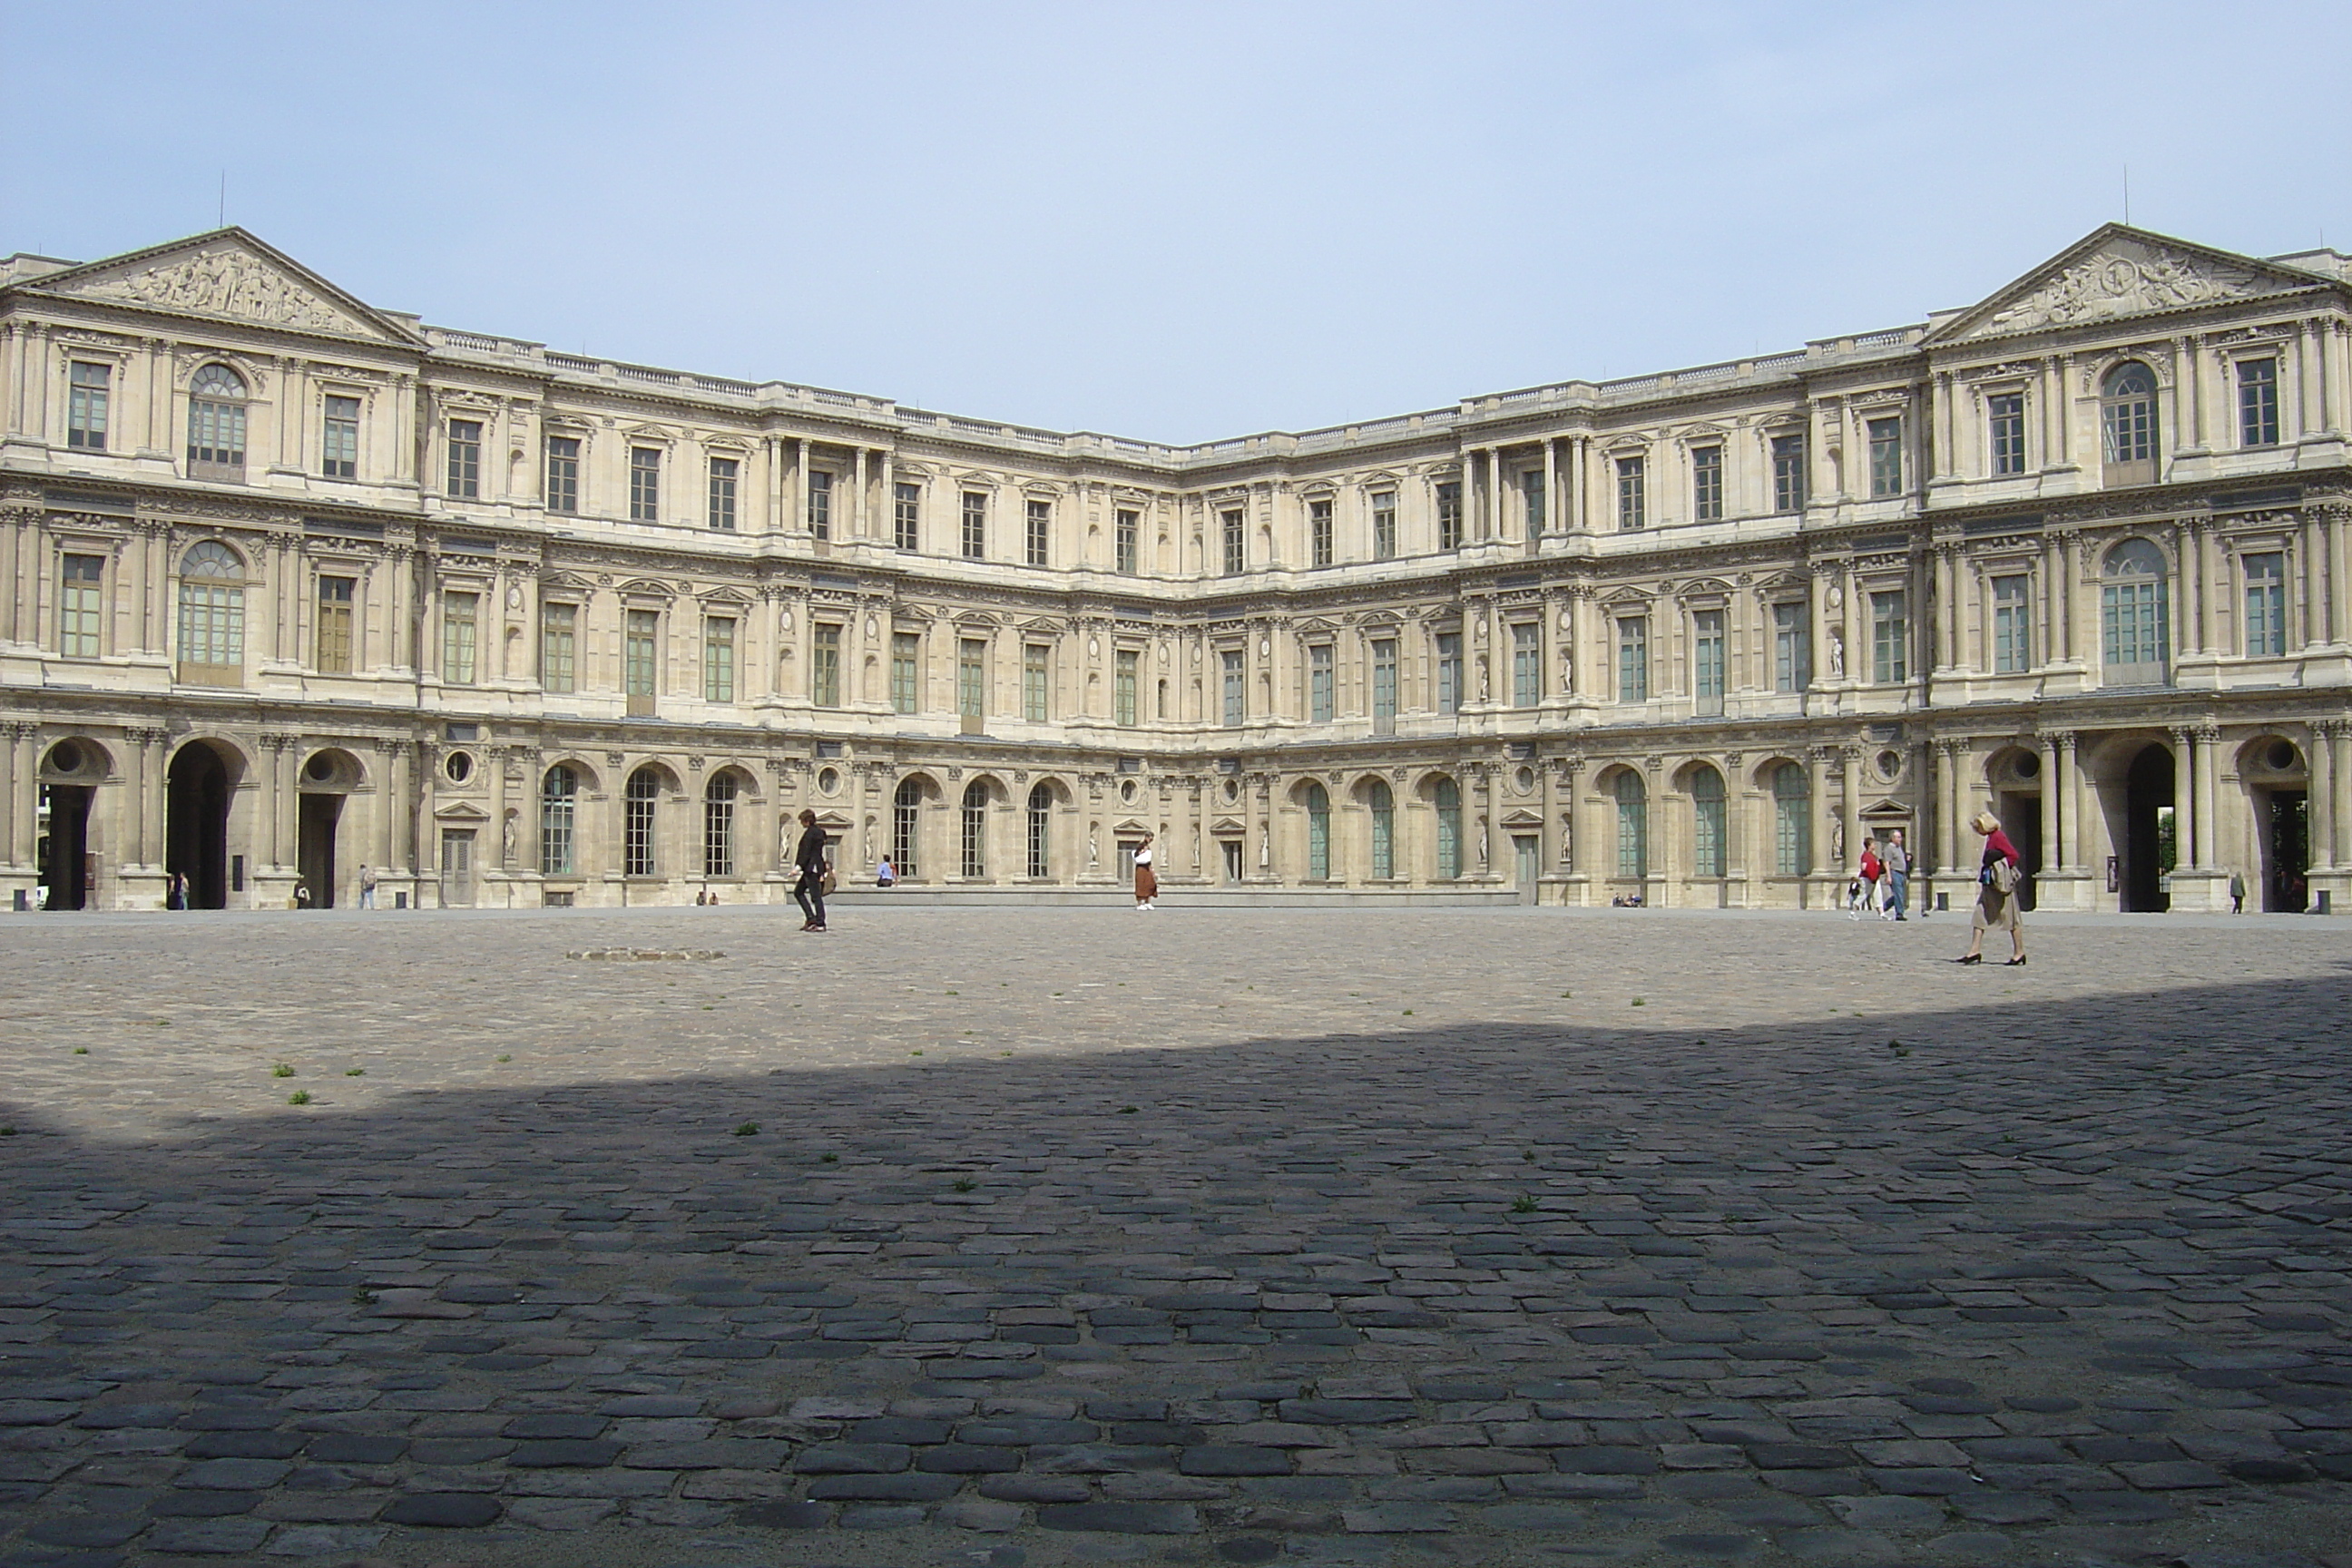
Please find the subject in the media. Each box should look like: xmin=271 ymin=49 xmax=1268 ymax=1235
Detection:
xmin=1955 ymin=812 xmax=2026 ymax=965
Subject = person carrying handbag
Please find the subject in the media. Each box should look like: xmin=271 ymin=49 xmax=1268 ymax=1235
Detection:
xmin=1955 ymin=811 xmax=2026 ymax=966
xmin=792 ymin=808 xmax=830 ymax=933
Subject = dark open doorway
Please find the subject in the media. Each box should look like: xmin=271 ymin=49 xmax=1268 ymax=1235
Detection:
xmin=298 ymin=794 xmax=341 ymax=908
xmin=166 ymin=744 xmax=232 ymax=909
xmin=2262 ymin=789 xmax=2308 ymax=912
xmin=2122 ymin=743 xmax=2175 ymax=913
xmin=37 ymin=784 xmax=92 ymax=910
xmin=1996 ymin=791 xmax=2043 ymax=913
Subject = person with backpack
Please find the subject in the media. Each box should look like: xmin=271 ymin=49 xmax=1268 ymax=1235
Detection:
xmin=1955 ymin=812 xmax=2026 ymax=966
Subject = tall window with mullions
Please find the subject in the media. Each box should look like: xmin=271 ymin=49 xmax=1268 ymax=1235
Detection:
xmin=1613 ymin=771 xmax=1648 ymax=879
xmin=703 ymin=772 xmax=736 ymax=877
xmin=1026 ymin=783 xmax=1053 ymax=879
xmin=623 ymin=768 xmax=660 ymax=877
xmin=892 ymin=779 xmax=922 ymax=877
xmin=1772 ymin=762 xmax=1809 ymax=875
xmin=1690 ymin=767 xmax=1727 ymax=877
xmin=66 ymin=363 xmax=109 ymax=450
xmin=2243 ymin=552 xmax=2287 ymax=657
xmin=2238 ymin=359 xmax=2279 ymax=447
xmin=894 ymin=482 xmax=921 ymax=550
xmin=960 ymin=781 xmax=988 ymax=878
xmin=1025 ymin=498 xmax=1051 ymax=567
xmin=540 ymin=766 xmax=578 ymax=875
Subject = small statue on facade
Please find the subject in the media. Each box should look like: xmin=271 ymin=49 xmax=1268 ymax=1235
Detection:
xmin=501 ymin=809 xmax=517 ymax=864
xmin=1828 ymin=628 xmax=1846 ymax=680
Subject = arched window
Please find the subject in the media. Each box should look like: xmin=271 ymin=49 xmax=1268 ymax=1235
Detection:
xmin=176 ymin=540 xmax=246 ymax=685
xmin=703 ymin=771 xmax=737 ymax=878
xmin=1434 ymin=777 xmax=1463 ymax=879
xmin=1368 ymin=779 xmax=1395 ymax=879
xmin=1690 ymin=767 xmax=1727 ymax=878
xmin=1613 ymin=770 xmax=1648 ymax=880
xmin=187 ymin=364 xmax=249 ymax=478
xmin=1304 ymin=781 xmax=1331 ymax=880
xmin=623 ymin=768 xmax=661 ymax=877
xmin=1772 ymin=762 xmax=1810 ymax=876
xmin=541 ymin=766 xmax=578 ymax=876
xmin=2101 ymin=537 xmax=2171 ymax=686
xmin=1027 ymin=782 xmax=1053 ymax=879
xmin=2102 ymin=361 xmax=2158 ymax=482
xmin=892 ymin=779 xmax=922 ymax=878
xmin=961 ymin=780 xmax=988 ymax=878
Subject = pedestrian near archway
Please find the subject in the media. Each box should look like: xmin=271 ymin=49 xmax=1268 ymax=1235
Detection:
xmin=792 ymin=808 xmax=830 ymax=933
xmin=1132 ymin=832 xmax=1157 ymax=911
xmin=1955 ymin=812 xmax=2026 ymax=966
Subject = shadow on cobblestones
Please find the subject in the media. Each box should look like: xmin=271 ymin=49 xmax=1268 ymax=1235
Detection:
xmin=0 ymin=910 xmax=2347 ymax=1567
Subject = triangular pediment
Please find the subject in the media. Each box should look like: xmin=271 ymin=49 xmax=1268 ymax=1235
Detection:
xmin=19 ymin=229 xmax=421 ymax=347
xmin=1927 ymin=225 xmax=2326 ymax=346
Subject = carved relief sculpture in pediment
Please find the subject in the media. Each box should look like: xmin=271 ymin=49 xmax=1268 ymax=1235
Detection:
xmin=70 ymin=240 xmax=390 ymax=340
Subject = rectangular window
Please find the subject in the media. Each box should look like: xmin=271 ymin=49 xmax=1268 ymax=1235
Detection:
xmin=1988 ymin=392 xmax=2027 ymax=475
xmin=1023 ymin=642 xmax=1049 ymax=721
xmin=544 ymin=436 xmax=580 ymax=514
xmin=1436 ymin=632 xmax=1463 ymax=714
xmin=1774 ymin=601 xmax=1812 ymax=692
xmin=2244 ymin=551 xmax=2287 ymax=657
xmin=1992 ymin=574 xmax=2032 ymax=672
xmin=1771 ymin=434 xmax=1806 ymax=513
xmin=1691 ymin=446 xmax=1723 ymax=522
xmin=703 ymin=616 xmax=736 ymax=703
xmin=1692 ymin=608 xmax=1725 ymax=716
xmin=624 ymin=608 xmax=659 ymax=712
xmin=66 ymin=363 xmax=109 ymax=450
xmin=1309 ymin=498 xmax=1333 ymax=567
xmin=1870 ymin=590 xmax=1908 ymax=683
xmin=1616 ymin=616 xmax=1648 ymax=703
xmin=59 ymin=554 xmax=103 ymax=658
xmin=1615 ymin=456 xmax=1646 ymax=531
xmin=1511 ymin=622 xmax=1540 ymax=708
xmin=322 ymin=395 xmax=359 ymax=479
xmin=1115 ymin=506 xmax=1139 ymax=573
xmin=1220 ymin=648 xmax=1244 ymax=726
xmin=961 ymin=492 xmax=986 ymax=559
xmin=707 ymin=456 xmax=739 ymax=531
xmin=627 ymin=447 xmax=660 ymax=522
xmin=1221 ymin=507 xmax=1244 ymax=574
xmin=446 ymin=418 xmax=481 ymax=497
xmin=1436 ymin=480 xmax=1463 ymax=550
xmin=541 ymin=603 xmax=577 ymax=693
xmin=1522 ymin=469 xmax=1545 ymax=535
xmin=1371 ymin=493 xmax=1396 ymax=561
xmin=315 ymin=574 xmax=353 ymax=674
xmin=442 ymin=592 xmax=478 ymax=685
xmin=807 ymin=470 xmax=832 ymax=539
xmin=1115 ymin=648 xmax=1139 ymax=726
xmin=812 ymin=623 xmax=842 ymax=708
xmin=957 ymin=638 xmax=985 ymax=720
xmin=890 ymin=631 xmax=919 ymax=713
xmin=1867 ymin=416 xmax=1904 ymax=497
xmin=1309 ymin=643 xmax=1335 ymax=722
xmin=1371 ymin=638 xmax=1398 ymax=733
xmin=895 ymin=482 xmax=920 ymax=551
xmin=1025 ymin=497 xmax=1050 ymax=567
xmin=2239 ymin=359 xmax=2280 ymax=447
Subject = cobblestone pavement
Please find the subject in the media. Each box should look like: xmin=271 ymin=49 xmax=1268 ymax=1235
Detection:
xmin=0 ymin=906 xmax=2347 ymax=1568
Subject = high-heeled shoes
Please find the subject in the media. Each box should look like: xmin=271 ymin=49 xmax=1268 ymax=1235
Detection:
xmin=1953 ymin=954 xmax=1982 ymax=965
xmin=2004 ymin=956 xmax=2027 ymax=965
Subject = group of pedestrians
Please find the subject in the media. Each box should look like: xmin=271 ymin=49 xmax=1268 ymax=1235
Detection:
xmin=1847 ymin=829 xmax=1912 ymax=920
xmin=1842 ymin=818 xmax=2028 ymax=966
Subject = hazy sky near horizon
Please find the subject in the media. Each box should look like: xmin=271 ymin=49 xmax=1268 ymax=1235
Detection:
xmin=6 ymin=1 xmax=2349 ymax=443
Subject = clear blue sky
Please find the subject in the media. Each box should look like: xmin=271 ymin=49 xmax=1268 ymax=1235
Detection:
xmin=6 ymin=1 xmax=2347 ymax=444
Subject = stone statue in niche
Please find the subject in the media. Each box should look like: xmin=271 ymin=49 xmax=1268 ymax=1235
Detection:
xmin=1830 ymin=816 xmax=1847 ymax=867
xmin=1559 ymin=813 xmax=1573 ymax=864
xmin=1476 ymin=818 xmax=1490 ymax=868
xmin=1828 ymin=628 xmax=1846 ymax=680
xmin=501 ymin=809 xmax=517 ymax=865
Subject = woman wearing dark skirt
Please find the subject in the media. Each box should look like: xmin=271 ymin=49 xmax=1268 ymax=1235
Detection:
xmin=1955 ymin=811 xmax=2026 ymax=966
xmin=1132 ymin=832 xmax=1157 ymax=912
xmin=792 ymin=808 xmax=829 ymax=932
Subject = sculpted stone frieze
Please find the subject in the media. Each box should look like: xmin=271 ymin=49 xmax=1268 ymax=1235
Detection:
xmin=1979 ymin=244 xmax=2289 ymax=338
xmin=73 ymin=244 xmax=382 ymax=338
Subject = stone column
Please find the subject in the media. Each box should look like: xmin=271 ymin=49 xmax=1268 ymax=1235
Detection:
xmin=2194 ymin=726 xmax=2220 ymax=872
xmin=1562 ymin=760 xmax=1588 ymax=894
xmin=2037 ymin=733 xmax=2062 ymax=876
xmin=2332 ymin=722 xmax=2352 ymax=876
xmin=1807 ymin=747 xmax=1836 ymax=877
xmin=2054 ymin=732 xmax=2082 ymax=874
xmin=2 ymin=724 xmax=28 ymax=868
xmin=2310 ymin=723 xmax=2336 ymax=873
xmin=1934 ymin=739 xmax=1963 ymax=879
xmin=1838 ymin=746 xmax=1860 ymax=873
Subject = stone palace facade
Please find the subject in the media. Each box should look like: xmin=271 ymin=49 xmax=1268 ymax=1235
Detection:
xmin=3 ymin=225 xmax=2348 ymax=914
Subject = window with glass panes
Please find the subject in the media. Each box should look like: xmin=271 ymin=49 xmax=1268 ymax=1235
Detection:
xmin=1690 ymin=768 xmax=1727 ymax=877
xmin=703 ymin=617 xmax=736 ymax=703
xmin=1511 ymin=622 xmax=1540 ymax=707
xmin=315 ymin=575 xmax=353 ymax=674
xmin=1773 ymin=601 xmax=1811 ymax=691
xmin=704 ymin=772 xmax=737 ymax=877
xmin=957 ymin=638 xmax=985 ymax=719
xmin=812 ymin=623 xmax=841 ymax=707
xmin=806 ymin=470 xmax=832 ymax=539
xmin=1867 ymin=416 xmax=1904 ymax=496
xmin=890 ymin=632 xmax=919 ymax=713
xmin=1988 ymin=392 xmax=2026 ymax=475
xmin=1368 ymin=779 xmax=1395 ymax=877
xmin=1024 ymin=498 xmax=1050 ymax=566
xmin=1615 ymin=455 xmax=1645 ymax=530
xmin=188 ymin=365 xmax=248 ymax=476
xmin=1220 ymin=649 xmax=1244 ymax=726
xmin=322 ymin=396 xmax=359 ymax=478
xmin=1309 ymin=643 xmax=1334 ymax=721
xmin=2102 ymin=364 xmax=2157 ymax=469
xmin=1771 ymin=434 xmax=1806 ymax=513
xmin=1869 ymin=591 xmax=1907 ymax=682
xmin=895 ymin=482 xmax=920 ymax=550
xmin=1772 ymin=762 xmax=1809 ymax=875
xmin=624 ymin=609 xmax=659 ymax=707
xmin=442 ymin=593 xmax=478 ymax=684
xmin=1435 ymin=778 xmax=1462 ymax=877
xmin=624 ymin=769 xmax=659 ymax=877
xmin=893 ymin=779 xmax=921 ymax=877
xmin=544 ymin=436 xmax=580 ymax=513
xmin=961 ymin=781 xmax=987 ymax=877
xmin=1616 ymin=615 xmax=1648 ymax=703
xmin=1691 ymin=446 xmax=1723 ymax=521
xmin=1221 ymin=508 xmax=1244 ymax=574
xmin=66 ymin=363 xmax=108 ymax=450
xmin=59 ymin=554 xmax=103 ymax=658
xmin=1027 ymin=783 xmax=1052 ymax=878
xmin=1435 ymin=632 xmax=1462 ymax=713
xmin=1992 ymin=575 xmax=2032 ymax=672
xmin=541 ymin=603 xmax=576 ymax=692
xmin=2239 ymin=359 xmax=2279 ymax=446
xmin=176 ymin=543 xmax=246 ymax=681
xmin=1613 ymin=771 xmax=1648 ymax=879
xmin=1436 ymin=481 xmax=1463 ymax=550
xmin=2244 ymin=552 xmax=2287 ymax=656
xmin=541 ymin=766 xmax=577 ymax=874
xmin=1309 ymin=497 xmax=1333 ymax=566
xmin=961 ymin=492 xmax=986 ymax=558
xmin=1370 ymin=638 xmax=1398 ymax=731
xmin=1115 ymin=507 xmax=1138 ymax=573
xmin=1115 ymin=648 xmax=1139 ymax=725
xmin=1692 ymin=609 xmax=1725 ymax=715
xmin=446 ymin=419 xmax=481 ymax=497
xmin=1371 ymin=493 xmax=1396 ymax=560
xmin=1522 ymin=469 xmax=1545 ymax=534
xmin=630 ymin=448 xmax=662 ymax=521
xmin=707 ymin=456 xmax=738 ymax=530
xmin=1304 ymin=782 xmax=1330 ymax=879
xmin=1022 ymin=642 xmax=1049 ymax=721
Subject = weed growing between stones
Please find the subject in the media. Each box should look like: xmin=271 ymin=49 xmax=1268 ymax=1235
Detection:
xmin=272 ymin=1063 xmax=295 ymax=1078
xmin=287 ymin=1091 xmax=311 ymax=1105
xmin=733 ymin=1122 xmax=760 ymax=1136
xmin=953 ymin=1179 xmax=977 ymax=1192
xmin=1512 ymin=1194 xmax=1539 ymax=1213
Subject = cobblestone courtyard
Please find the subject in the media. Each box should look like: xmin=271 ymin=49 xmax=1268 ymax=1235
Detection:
xmin=0 ymin=906 xmax=2347 ymax=1568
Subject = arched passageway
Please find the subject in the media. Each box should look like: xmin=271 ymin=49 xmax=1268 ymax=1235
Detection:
xmin=167 ymin=744 xmax=235 ymax=908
